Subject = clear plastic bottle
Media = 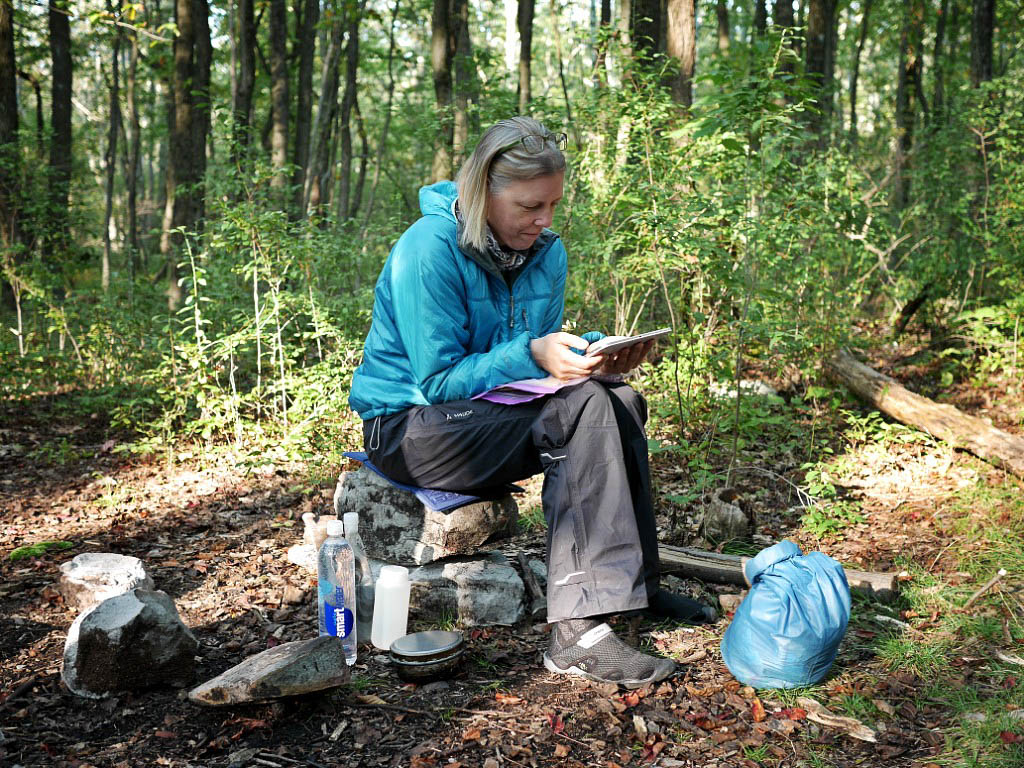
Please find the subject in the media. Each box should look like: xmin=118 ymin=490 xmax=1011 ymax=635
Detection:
xmin=316 ymin=519 xmax=356 ymax=665
xmin=343 ymin=512 xmax=375 ymax=645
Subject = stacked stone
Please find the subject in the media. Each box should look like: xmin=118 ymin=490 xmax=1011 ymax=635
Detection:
xmin=328 ymin=465 xmax=534 ymax=627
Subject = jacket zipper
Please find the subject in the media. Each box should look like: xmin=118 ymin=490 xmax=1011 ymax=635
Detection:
xmin=509 ymin=295 xmax=515 ymax=329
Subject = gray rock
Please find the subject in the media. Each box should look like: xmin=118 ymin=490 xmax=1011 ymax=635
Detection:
xmin=699 ymin=487 xmax=751 ymax=546
xmin=335 ymin=467 xmax=517 ymax=565
xmin=62 ymin=589 xmax=199 ymax=699
xmin=58 ymin=553 xmax=154 ymax=613
xmin=188 ymin=636 xmax=350 ymax=706
xmin=370 ymin=552 xmax=525 ymax=627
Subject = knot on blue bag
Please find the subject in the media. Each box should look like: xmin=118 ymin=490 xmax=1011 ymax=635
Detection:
xmin=720 ymin=540 xmax=851 ymax=689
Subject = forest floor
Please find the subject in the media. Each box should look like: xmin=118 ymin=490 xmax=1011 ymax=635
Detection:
xmin=2 ymin=341 xmax=1023 ymax=768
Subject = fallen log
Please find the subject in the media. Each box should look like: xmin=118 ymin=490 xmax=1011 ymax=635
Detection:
xmin=658 ymin=544 xmax=899 ymax=602
xmin=826 ymin=347 xmax=1024 ymax=480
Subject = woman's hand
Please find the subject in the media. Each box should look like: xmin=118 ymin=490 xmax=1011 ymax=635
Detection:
xmin=596 ymin=339 xmax=653 ymax=375
xmin=530 ymin=333 xmax=605 ymax=381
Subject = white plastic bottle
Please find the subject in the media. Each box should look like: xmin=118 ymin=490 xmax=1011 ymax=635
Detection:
xmin=316 ymin=519 xmax=357 ymax=665
xmin=370 ymin=565 xmax=410 ymax=650
xmin=343 ymin=512 xmax=375 ymax=645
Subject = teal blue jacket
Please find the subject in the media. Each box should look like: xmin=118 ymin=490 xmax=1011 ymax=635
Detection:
xmin=349 ymin=181 xmax=571 ymax=419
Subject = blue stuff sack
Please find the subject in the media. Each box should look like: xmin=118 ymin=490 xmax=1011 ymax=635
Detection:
xmin=720 ymin=540 xmax=851 ymax=689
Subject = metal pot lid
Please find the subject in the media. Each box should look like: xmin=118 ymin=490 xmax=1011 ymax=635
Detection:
xmin=390 ymin=630 xmax=464 ymax=659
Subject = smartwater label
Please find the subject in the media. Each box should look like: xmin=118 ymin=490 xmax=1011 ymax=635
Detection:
xmin=319 ymin=584 xmax=354 ymax=638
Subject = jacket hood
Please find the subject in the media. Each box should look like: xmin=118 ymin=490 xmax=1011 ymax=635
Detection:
xmin=418 ymin=180 xmax=458 ymax=221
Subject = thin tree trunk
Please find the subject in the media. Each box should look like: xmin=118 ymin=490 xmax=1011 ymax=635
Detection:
xmin=970 ymin=0 xmax=994 ymax=87
xmin=292 ymin=0 xmax=318 ymax=214
xmin=269 ymin=0 xmax=289 ymax=196
xmin=166 ymin=0 xmax=196 ymax=309
xmin=774 ymin=0 xmax=795 ymax=73
xmin=232 ymin=0 xmax=256 ymax=165
xmin=848 ymin=0 xmax=873 ymax=144
xmin=595 ymin=0 xmax=611 ymax=83
xmin=192 ymin=0 xmax=210 ymax=224
xmin=15 ymin=70 xmax=44 ymax=153
xmin=893 ymin=0 xmax=924 ymax=210
xmin=716 ymin=0 xmax=729 ymax=54
xmin=665 ymin=0 xmax=695 ymax=108
xmin=804 ymin=0 xmax=836 ymax=142
xmin=360 ymin=0 xmax=400 ymax=236
xmin=305 ymin=10 xmax=345 ymax=216
xmin=0 ymin=0 xmax=18 ymax=269
xmin=753 ymin=0 xmax=767 ymax=35
xmin=337 ymin=0 xmax=364 ymax=223
xmin=549 ymin=0 xmax=576 ymax=142
xmin=453 ymin=0 xmax=475 ymax=164
xmin=517 ymin=0 xmax=535 ymax=113
xmin=48 ymin=0 xmax=73 ymax=248
xmin=126 ymin=27 xmax=141 ymax=277
xmin=932 ymin=0 xmax=950 ymax=122
xmin=631 ymin=0 xmax=661 ymax=58
xmin=431 ymin=0 xmax=454 ymax=182
xmin=102 ymin=13 xmax=123 ymax=293
xmin=348 ymin=96 xmax=368 ymax=219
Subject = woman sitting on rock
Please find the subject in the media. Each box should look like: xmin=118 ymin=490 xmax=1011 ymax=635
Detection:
xmin=349 ymin=116 xmax=714 ymax=688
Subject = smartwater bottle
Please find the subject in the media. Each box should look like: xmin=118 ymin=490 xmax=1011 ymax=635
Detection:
xmin=316 ymin=519 xmax=357 ymax=665
xmin=343 ymin=512 xmax=375 ymax=645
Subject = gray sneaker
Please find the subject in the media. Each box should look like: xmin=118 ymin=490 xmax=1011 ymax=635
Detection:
xmin=543 ymin=618 xmax=675 ymax=689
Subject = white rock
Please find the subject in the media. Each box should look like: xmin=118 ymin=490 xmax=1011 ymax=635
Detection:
xmin=58 ymin=553 xmax=154 ymax=613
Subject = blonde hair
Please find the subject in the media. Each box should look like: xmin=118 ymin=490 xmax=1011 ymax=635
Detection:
xmin=455 ymin=116 xmax=566 ymax=253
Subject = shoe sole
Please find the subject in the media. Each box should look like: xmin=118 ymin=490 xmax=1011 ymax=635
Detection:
xmin=543 ymin=653 xmax=674 ymax=689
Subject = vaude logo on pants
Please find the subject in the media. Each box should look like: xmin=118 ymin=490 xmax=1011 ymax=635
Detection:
xmin=445 ymin=409 xmax=474 ymax=421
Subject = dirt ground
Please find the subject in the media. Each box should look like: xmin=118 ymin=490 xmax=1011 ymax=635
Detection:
xmin=0 ymin=365 xmax=1013 ymax=767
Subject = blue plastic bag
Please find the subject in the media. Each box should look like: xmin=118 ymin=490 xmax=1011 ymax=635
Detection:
xmin=720 ymin=540 xmax=851 ymax=689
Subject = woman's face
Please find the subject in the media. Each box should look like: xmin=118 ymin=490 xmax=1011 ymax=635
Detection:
xmin=486 ymin=171 xmax=564 ymax=251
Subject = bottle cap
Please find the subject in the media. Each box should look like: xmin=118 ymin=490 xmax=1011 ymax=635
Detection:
xmin=325 ymin=519 xmax=345 ymax=538
xmin=343 ymin=512 xmax=359 ymax=535
xmin=379 ymin=564 xmax=409 ymax=584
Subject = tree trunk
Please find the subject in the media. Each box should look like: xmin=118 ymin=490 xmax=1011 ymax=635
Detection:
xmin=826 ymin=347 xmax=1024 ymax=480
xmin=893 ymin=0 xmax=924 ymax=210
xmin=804 ymin=0 xmax=836 ymax=142
xmin=192 ymin=0 xmax=210 ymax=224
xmin=932 ymin=0 xmax=950 ymax=122
xmin=665 ymin=0 xmax=695 ymax=107
xmin=773 ymin=0 xmax=795 ymax=73
xmin=126 ymin=27 xmax=141 ymax=277
xmin=753 ymin=0 xmax=767 ymax=35
xmin=336 ymin=0 xmax=363 ymax=223
xmin=232 ymin=0 xmax=256 ymax=163
xmin=305 ymin=10 xmax=344 ymax=217
xmin=716 ymin=0 xmax=729 ymax=54
xmin=348 ymin=96 xmax=368 ymax=219
xmin=48 ymin=0 xmax=73 ymax=248
xmin=848 ymin=0 xmax=873 ymax=144
xmin=970 ymin=0 xmax=994 ymax=87
xmin=453 ymin=0 xmax=475 ymax=165
xmin=431 ymin=0 xmax=454 ymax=182
xmin=269 ymin=0 xmax=289 ymax=196
xmin=166 ymin=0 xmax=196 ymax=309
xmin=102 ymin=14 xmax=122 ymax=293
xmin=658 ymin=544 xmax=900 ymax=601
xmin=16 ymin=70 xmax=43 ymax=154
xmin=0 ymin=0 xmax=19 ymax=256
xmin=631 ymin=0 xmax=661 ymax=58
xmin=292 ymin=0 xmax=318 ymax=215
xmin=504 ymin=0 xmax=518 ymax=74
xmin=360 ymin=0 xmax=400 ymax=236
xmin=595 ymin=0 xmax=611 ymax=83
xmin=517 ymin=0 xmax=534 ymax=114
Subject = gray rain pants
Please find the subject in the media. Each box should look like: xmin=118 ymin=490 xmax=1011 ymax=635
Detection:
xmin=362 ymin=379 xmax=661 ymax=622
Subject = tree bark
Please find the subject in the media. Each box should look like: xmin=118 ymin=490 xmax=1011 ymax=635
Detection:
xmin=517 ymin=0 xmax=534 ymax=114
xmin=102 ymin=12 xmax=122 ymax=293
xmin=753 ymin=0 xmax=767 ymax=35
xmin=336 ymin=0 xmax=364 ymax=223
xmin=893 ymin=0 xmax=924 ymax=210
xmin=292 ymin=0 xmax=318 ymax=214
xmin=453 ymin=0 xmax=476 ymax=165
xmin=716 ymin=0 xmax=729 ymax=54
xmin=665 ymin=0 xmax=695 ymax=108
xmin=192 ymin=0 xmax=210 ymax=224
xmin=773 ymin=0 xmax=795 ymax=74
xmin=304 ymin=10 xmax=344 ymax=217
xmin=0 ymin=0 xmax=19 ymax=255
xmin=431 ymin=0 xmax=454 ymax=182
xmin=658 ymin=544 xmax=900 ymax=601
xmin=595 ymin=0 xmax=611 ymax=83
xmin=826 ymin=348 xmax=1024 ymax=480
xmin=232 ymin=0 xmax=256 ymax=164
xmin=970 ymin=0 xmax=994 ymax=87
xmin=269 ymin=0 xmax=289 ymax=196
xmin=932 ymin=0 xmax=950 ymax=122
xmin=125 ymin=26 xmax=141 ymax=277
xmin=804 ymin=0 xmax=836 ymax=141
xmin=847 ymin=0 xmax=873 ymax=144
xmin=631 ymin=0 xmax=661 ymax=58
xmin=48 ymin=0 xmax=73 ymax=247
